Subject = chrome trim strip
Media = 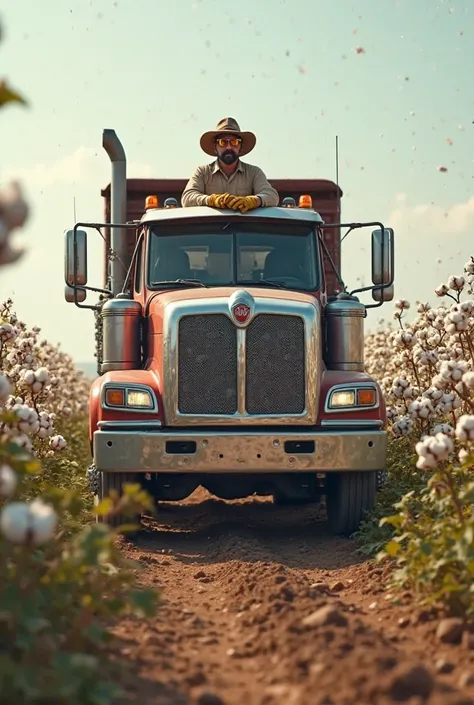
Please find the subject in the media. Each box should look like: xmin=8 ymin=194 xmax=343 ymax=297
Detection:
xmin=162 ymin=295 xmax=321 ymax=427
xmin=98 ymin=420 xmax=163 ymax=429
xmin=320 ymin=419 xmax=384 ymax=428
xmin=100 ymin=382 xmax=159 ymax=414
xmin=237 ymin=327 xmax=246 ymax=415
xmin=324 ymin=382 xmax=379 ymax=414
xmin=93 ymin=428 xmax=387 ymax=474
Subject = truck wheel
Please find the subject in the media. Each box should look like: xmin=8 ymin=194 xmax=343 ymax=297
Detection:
xmin=325 ymin=471 xmax=376 ymax=537
xmin=96 ymin=471 xmax=142 ymax=532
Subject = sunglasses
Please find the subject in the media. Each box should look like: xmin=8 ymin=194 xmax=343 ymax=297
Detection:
xmin=215 ymin=137 xmax=242 ymax=148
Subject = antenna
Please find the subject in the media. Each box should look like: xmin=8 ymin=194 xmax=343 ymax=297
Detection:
xmin=335 ymin=135 xmax=339 ymax=191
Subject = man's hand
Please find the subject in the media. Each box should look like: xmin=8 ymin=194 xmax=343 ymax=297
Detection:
xmin=207 ymin=193 xmax=232 ymax=208
xmin=227 ymin=195 xmax=261 ymax=213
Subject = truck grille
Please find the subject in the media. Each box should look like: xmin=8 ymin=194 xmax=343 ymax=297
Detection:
xmin=178 ymin=314 xmax=238 ymax=414
xmin=177 ymin=312 xmax=305 ymax=416
xmin=246 ymin=314 xmax=305 ymax=414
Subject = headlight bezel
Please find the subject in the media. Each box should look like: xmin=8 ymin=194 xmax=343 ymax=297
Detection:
xmin=101 ymin=382 xmax=158 ymax=413
xmin=325 ymin=383 xmax=379 ymax=413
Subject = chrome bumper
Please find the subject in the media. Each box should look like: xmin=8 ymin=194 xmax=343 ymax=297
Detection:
xmin=93 ymin=427 xmax=387 ymax=474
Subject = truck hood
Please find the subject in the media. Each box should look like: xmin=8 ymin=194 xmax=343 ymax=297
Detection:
xmin=146 ymin=286 xmax=320 ymax=335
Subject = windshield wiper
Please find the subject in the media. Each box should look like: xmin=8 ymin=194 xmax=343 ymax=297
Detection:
xmin=238 ymin=279 xmax=287 ymax=289
xmin=150 ymin=279 xmax=208 ymax=288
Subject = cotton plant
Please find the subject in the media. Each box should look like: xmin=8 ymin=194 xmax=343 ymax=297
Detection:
xmin=365 ymin=256 xmax=474 ymax=441
xmin=363 ymin=257 xmax=474 ymax=618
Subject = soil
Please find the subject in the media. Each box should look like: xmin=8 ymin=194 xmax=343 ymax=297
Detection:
xmin=109 ymin=488 xmax=474 ymax=705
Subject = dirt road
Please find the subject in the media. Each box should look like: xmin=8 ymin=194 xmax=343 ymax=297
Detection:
xmin=111 ymin=489 xmax=474 ymax=705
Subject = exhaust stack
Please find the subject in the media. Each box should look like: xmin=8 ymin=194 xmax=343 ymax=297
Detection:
xmin=102 ymin=129 xmax=128 ymax=295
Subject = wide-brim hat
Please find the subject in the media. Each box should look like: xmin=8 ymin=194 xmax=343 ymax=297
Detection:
xmin=200 ymin=117 xmax=257 ymax=157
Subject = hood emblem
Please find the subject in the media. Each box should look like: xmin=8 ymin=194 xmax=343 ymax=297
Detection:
xmin=232 ymin=303 xmax=251 ymax=324
xmin=228 ymin=289 xmax=255 ymax=327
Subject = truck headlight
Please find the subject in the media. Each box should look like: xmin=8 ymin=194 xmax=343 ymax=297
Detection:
xmin=327 ymin=386 xmax=377 ymax=411
xmin=102 ymin=384 xmax=157 ymax=411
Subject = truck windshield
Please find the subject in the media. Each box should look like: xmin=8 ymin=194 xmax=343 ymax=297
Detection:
xmin=148 ymin=221 xmax=320 ymax=291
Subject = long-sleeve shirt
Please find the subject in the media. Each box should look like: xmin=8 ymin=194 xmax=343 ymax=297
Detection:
xmin=181 ymin=159 xmax=280 ymax=208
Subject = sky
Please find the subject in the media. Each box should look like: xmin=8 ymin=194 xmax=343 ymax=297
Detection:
xmin=0 ymin=0 xmax=473 ymax=363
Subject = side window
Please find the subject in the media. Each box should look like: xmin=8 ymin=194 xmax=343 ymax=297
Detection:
xmin=134 ymin=237 xmax=143 ymax=294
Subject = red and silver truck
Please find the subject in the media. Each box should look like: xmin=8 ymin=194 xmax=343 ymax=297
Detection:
xmin=64 ymin=128 xmax=394 ymax=536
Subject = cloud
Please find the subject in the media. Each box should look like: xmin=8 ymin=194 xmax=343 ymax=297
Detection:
xmin=387 ymin=194 xmax=474 ymax=236
xmin=3 ymin=147 xmax=154 ymax=190
xmin=342 ymin=193 xmax=474 ymax=331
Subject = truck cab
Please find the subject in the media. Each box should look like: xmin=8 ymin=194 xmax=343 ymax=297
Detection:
xmin=64 ymin=129 xmax=395 ymax=536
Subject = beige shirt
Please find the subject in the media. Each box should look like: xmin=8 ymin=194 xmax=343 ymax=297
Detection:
xmin=181 ymin=160 xmax=280 ymax=208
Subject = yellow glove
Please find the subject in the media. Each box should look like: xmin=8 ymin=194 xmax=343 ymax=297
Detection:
xmin=207 ymin=193 xmax=232 ymax=208
xmin=227 ymin=195 xmax=261 ymax=213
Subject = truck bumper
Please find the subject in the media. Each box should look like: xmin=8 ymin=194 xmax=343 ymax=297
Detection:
xmin=93 ymin=427 xmax=387 ymax=474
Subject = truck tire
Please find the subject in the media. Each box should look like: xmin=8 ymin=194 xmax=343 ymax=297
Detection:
xmin=325 ymin=471 xmax=376 ymax=537
xmin=96 ymin=471 xmax=141 ymax=531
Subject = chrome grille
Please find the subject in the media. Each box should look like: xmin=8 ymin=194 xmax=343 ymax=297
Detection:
xmin=178 ymin=314 xmax=238 ymax=414
xmin=245 ymin=314 xmax=306 ymax=414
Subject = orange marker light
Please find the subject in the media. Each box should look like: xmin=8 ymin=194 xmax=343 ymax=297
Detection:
xmin=299 ymin=194 xmax=313 ymax=208
xmin=357 ymin=388 xmax=376 ymax=406
xmin=105 ymin=388 xmax=125 ymax=407
xmin=145 ymin=195 xmax=159 ymax=210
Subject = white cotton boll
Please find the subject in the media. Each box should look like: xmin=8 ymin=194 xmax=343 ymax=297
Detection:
xmin=458 ymin=448 xmax=469 ymax=464
xmin=0 ymin=502 xmax=31 ymax=543
xmin=462 ymin=371 xmax=474 ymax=389
xmin=392 ymin=416 xmax=413 ymax=437
xmin=0 ymin=465 xmax=17 ymax=496
xmin=455 ymin=415 xmax=474 ymax=442
xmin=395 ymin=299 xmax=410 ymax=310
xmin=30 ymin=381 xmax=42 ymax=395
xmin=13 ymin=404 xmax=31 ymax=422
xmin=448 ymin=275 xmax=465 ymax=291
xmin=416 ymin=453 xmax=438 ymax=470
xmin=435 ymin=284 xmax=449 ymax=297
xmin=28 ymin=499 xmax=58 ymax=544
xmin=34 ymin=367 xmax=49 ymax=384
xmin=0 ymin=373 xmax=12 ymax=402
xmin=22 ymin=370 xmax=35 ymax=386
xmin=37 ymin=427 xmax=49 ymax=439
xmin=423 ymin=387 xmax=444 ymax=402
xmin=11 ymin=433 xmax=32 ymax=451
xmin=432 ymin=423 xmax=454 ymax=436
xmin=49 ymin=435 xmax=67 ymax=451
xmin=464 ymin=259 xmax=474 ymax=275
xmin=415 ymin=432 xmax=453 ymax=470
xmin=0 ymin=499 xmax=57 ymax=545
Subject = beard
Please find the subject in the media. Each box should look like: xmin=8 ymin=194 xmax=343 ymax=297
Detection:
xmin=220 ymin=150 xmax=238 ymax=165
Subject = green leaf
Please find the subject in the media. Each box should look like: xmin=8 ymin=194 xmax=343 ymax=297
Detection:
xmin=384 ymin=540 xmax=401 ymax=557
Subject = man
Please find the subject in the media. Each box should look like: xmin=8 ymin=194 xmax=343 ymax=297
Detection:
xmin=181 ymin=117 xmax=279 ymax=213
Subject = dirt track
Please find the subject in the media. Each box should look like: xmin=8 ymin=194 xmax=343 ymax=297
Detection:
xmin=110 ymin=489 xmax=474 ymax=705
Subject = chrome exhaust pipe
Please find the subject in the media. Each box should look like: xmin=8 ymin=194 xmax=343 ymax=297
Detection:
xmin=102 ymin=128 xmax=127 ymax=295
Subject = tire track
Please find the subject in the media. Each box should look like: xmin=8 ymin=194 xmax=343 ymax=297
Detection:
xmin=111 ymin=489 xmax=474 ymax=705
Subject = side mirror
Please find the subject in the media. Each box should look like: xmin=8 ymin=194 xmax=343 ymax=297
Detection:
xmin=371 ymin=227 xmax=394 ymax=302
xmin=64 ymin=285 xmax=86 ymax=303
xmin=64 ymin=228 xmax=88 ymax=288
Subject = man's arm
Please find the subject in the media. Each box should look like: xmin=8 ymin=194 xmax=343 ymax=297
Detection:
xmin=252 ymin=166 xmax=279 ymax=207
xmin=181 ymin=166 xmax=209 ymax=207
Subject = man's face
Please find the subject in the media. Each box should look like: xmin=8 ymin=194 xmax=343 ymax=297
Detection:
xmin=215 ymin=133 xmax=242 ymax=165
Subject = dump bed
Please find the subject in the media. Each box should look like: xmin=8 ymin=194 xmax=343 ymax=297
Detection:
xmin=101 ymin=178 xmax=342 ymax=296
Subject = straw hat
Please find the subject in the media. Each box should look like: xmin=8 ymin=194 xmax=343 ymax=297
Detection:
xmin=200 ymin=117 xmax=257 ymax=157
